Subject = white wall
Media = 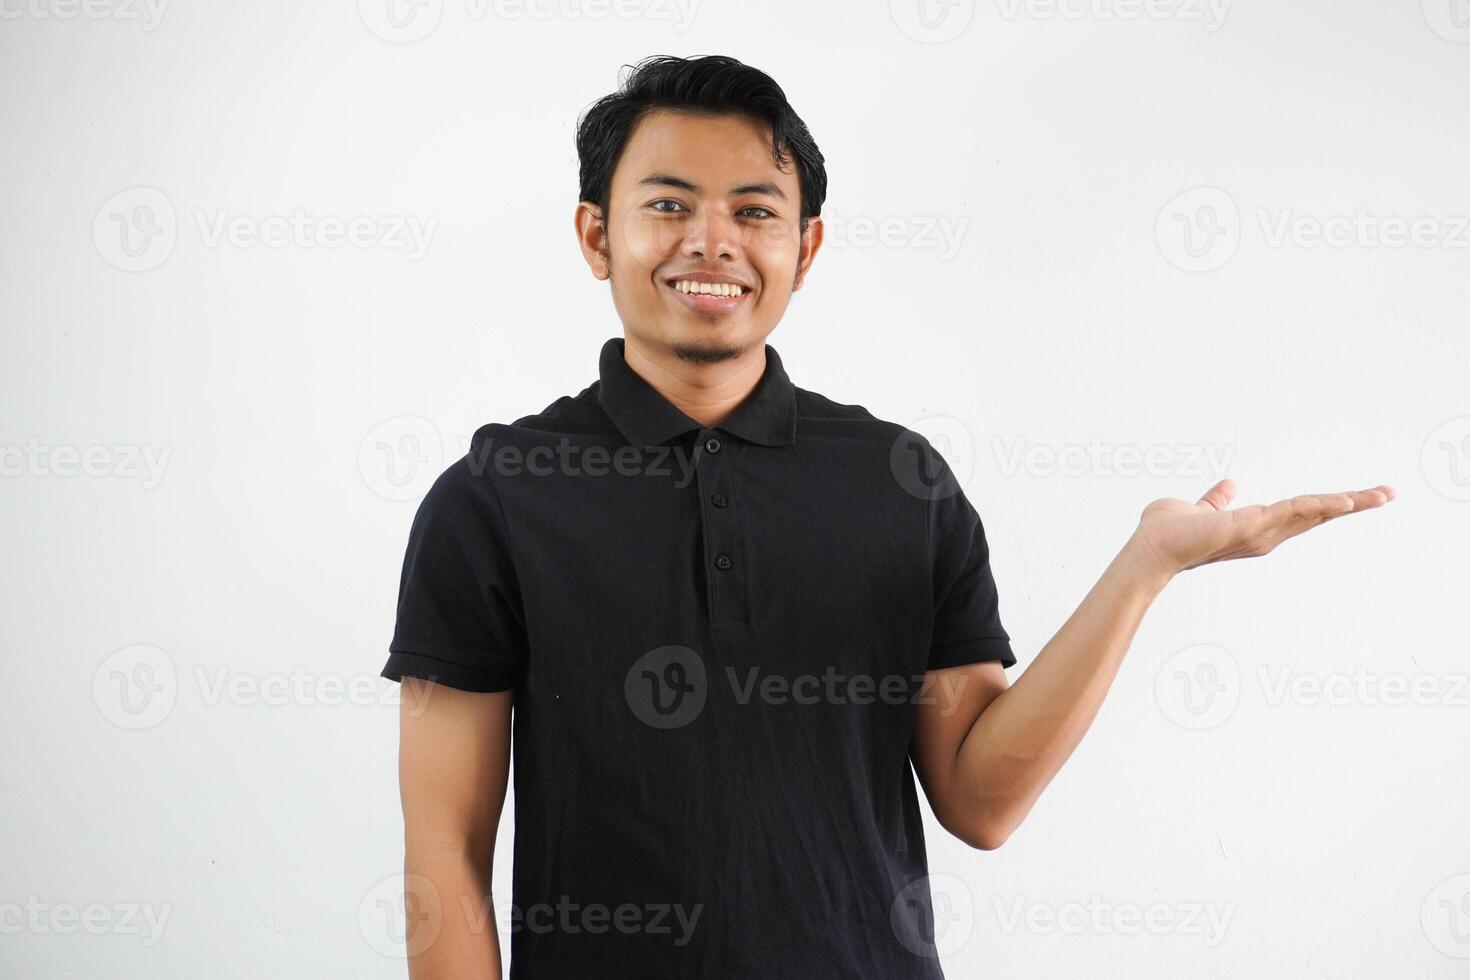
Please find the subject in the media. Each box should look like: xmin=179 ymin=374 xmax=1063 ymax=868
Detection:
xmin=2 ymin=1 xmax=1466 ymax=976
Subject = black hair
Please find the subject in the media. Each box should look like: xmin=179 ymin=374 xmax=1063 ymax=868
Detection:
xmin=575 ymin=55 xmax=827 ymax=234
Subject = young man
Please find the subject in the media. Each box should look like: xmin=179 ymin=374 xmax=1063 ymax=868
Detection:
xmin=382 ymin=55 xmax=1393 ymax=979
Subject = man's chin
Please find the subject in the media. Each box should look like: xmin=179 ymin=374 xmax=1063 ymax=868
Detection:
xmin=670 ymin=338 xmax=746 ymax=365
xmin=662 ymin=323 xmax=750 ymax=365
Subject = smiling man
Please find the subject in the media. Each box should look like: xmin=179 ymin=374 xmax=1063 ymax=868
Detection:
xmin=381 ymin=55 xmax=1394 ymax=979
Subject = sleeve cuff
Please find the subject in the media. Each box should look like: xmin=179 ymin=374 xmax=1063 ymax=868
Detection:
xmin=381 ymin=649 xmax=517 ymax=693
xmin=926 ymin=634 xmax=1017 ymax=672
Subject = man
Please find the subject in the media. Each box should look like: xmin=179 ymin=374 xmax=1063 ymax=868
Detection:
xmin=381 ymin=54 xmax=1393 ymax=979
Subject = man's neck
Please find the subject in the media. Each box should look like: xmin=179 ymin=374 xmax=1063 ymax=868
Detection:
xmin=622 ymin=335 xmax=767 ymax=429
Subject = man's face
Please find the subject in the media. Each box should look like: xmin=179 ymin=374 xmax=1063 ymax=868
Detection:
xmin=576 ymin=110 xmax=822 ymax=364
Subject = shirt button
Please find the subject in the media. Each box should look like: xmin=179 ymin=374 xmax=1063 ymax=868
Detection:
xmin=714 ymin=554 xmax=733 ymax=570
xmin=705 ymin=437 xmax=722 ymax=453
xmin=711 ymin=492 xmax=728 ymax=508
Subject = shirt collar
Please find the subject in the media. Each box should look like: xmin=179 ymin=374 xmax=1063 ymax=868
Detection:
xmin=596 ymin=336 xmax=798 ymax=449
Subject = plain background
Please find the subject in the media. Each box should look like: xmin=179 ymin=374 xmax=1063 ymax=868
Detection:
xmin=3 ymin=0 xmax=1468 ymax=976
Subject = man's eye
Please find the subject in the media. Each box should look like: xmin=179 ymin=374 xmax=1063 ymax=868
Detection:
xmin=648 ymin=201 xmax=774 ymax=218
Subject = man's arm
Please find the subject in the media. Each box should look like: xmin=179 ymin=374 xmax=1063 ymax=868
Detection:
xmin=911 ymin=535 xmax=1166 ymax=849
xmin=912 ymin=479 xmax=1394 ymax=850
xmin=397 ymin=677 xmax=512 ymax=978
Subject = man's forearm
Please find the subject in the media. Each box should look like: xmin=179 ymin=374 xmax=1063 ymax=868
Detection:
xmin=952 ymin=533 xmax=1174 ymax=846
xmin=404 ymin=844 xmax=502 ymax=980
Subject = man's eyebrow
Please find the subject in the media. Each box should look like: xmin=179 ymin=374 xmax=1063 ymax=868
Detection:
xmin=636 ymin=174 xmax=788 ymax=201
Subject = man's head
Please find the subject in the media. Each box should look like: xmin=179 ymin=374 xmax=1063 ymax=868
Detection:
xmin=574 ymin=55 xmax=826 ymax=365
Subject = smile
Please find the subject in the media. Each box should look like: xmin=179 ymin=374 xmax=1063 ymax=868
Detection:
xmin=664 ymin=278 xmax=752 ymax=316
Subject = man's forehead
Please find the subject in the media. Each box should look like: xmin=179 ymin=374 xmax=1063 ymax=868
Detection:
xmin=612 ymin=110 xmax=797 ymax=195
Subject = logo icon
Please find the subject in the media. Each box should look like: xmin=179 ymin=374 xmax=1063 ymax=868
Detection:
xmin=358 ymin=0 xmax=444 ymax=43
xmin=1156 ymin=186 xmax=1240 ymax=272
xmin=1422 ymin=415 xmax=1470 ymax=501
xmin=1423 ymin=0 xmax=1470 ymax=42
xmin=1155 ymin=643 xmax=1239 ymax=730
xmin=625 ymin=645 xmax=707 ymax=729
xmin=93 ymin=187 xmax=177 ymax=272
xmin=92 ymin=644 xmax=177 ymax=730
xmin=360 ymin=872 xmax=443 ymax=957
xmin=890 ymin=873 xmax=976 ymax=958
xmin=889 ymin=0 xmax=976 ymax=43
xmin=892 ymin=415 xmax=973 ymax=501
xmin=1422 ymin=873 xmax=1470 ymax=958
xmin=359 ymin=416 xmax=444 ymax=502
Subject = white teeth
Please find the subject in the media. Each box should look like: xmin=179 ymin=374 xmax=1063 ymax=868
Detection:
xmin=674 ymin=280 xmax=744 ymax=297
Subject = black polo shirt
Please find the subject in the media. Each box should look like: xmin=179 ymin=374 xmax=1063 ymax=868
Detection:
xmin=382 ymin=336 xmax=1015 ymax=979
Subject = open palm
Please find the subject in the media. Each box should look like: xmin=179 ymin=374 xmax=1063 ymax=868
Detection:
xmin=1133 ymin=478 xmax=1395 ymax=577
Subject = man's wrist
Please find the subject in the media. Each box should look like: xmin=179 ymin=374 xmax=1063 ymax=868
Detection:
xmin=1115 ymin=532 xmax=1177 ymax=598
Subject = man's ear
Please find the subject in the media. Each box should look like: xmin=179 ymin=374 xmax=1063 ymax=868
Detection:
xmin=792 ymin=215 xmax=824 ymax=292
xmin=574 ymin=201 xmax=611 ymax=281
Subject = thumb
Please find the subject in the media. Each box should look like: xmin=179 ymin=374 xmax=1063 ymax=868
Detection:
xmin=1197 ymin=478 xmax=1236 ymax=511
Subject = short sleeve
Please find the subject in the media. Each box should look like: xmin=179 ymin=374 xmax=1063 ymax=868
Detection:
xmin=381 ymin=457 xmax=528 ymax=693
xmin=923 ymin=439 xmax=1016 ymax=672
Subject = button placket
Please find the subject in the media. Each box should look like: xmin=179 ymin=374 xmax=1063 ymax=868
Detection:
xmin=695 ymin=429 xmax=748 ymax=626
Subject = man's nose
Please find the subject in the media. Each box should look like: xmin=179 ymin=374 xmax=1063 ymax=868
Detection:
xmin=682 ymin=208 xmax=740 ymax=260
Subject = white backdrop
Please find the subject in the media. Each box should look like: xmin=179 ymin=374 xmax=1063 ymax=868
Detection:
xmin=3 ymin=1 xmax=1467 ymax=976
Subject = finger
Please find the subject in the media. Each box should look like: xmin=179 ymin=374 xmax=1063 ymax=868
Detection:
xmin=1354 ymin=485 xmax=1395 ymax=506
xmin=1250 ymin=493 xmax=1349 ymax=532
xmin=1314 ymin=486 xmax=1396 ymax=515
xmin=1255 ymin=495 xmax=1351 ymax=549
xmin=1271 ymin=487 xmax=1395 ymax=535
xmin=1247 ymin=484 xmax=1395 ymax=548
xmin=1271 ymin=493 xmax=1344 ymax=521
xmin=1317 ymin=486 xmax=1395 ymax=522
xmin=1197 ymin=478 xmax=1236 ymax=511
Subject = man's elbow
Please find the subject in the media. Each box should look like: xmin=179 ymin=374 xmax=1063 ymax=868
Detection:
xmin=958 ymin=824 xmax=1011 ymax=851
xmin=941 ymin=811 xmax=1013 ymax=851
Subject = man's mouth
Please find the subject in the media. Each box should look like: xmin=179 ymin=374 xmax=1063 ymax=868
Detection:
xmin=664 ymin=278 xmax=752 ymax=316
